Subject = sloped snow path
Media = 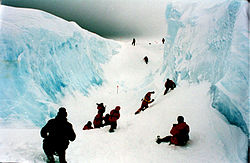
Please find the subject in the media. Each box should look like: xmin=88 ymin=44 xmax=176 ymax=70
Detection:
xmin=0 ymin=41 xmax=247 ymax=163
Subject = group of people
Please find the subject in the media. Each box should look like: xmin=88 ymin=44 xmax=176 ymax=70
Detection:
xmin=40 ymin=105 xmax=121 ymax=162
xmin=135 ymin=78 xmax=176 ymax=114
xmin=132 ymin=38 xmax=165 ymax=65
xmin=40 ymin=78 xmax=182 ymax=162
xmin=132 ymin=37 xmax=165 ymax=47
xmin=40 ymin=37 xmax=188 ymax=162
xmin=134 ymin=78 xmax=189 ymax=146
xmin=83 ymin=103 xmax=121 ymax=133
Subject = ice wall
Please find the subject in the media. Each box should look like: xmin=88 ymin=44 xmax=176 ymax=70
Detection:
xmin=0 ymin=6 xmax=120 ymax=127
xmin=162 ymin=0 xmax=249 ymax=135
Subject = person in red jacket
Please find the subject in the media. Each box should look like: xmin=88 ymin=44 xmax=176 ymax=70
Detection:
xmin=156 ymin=116 xmax=190 ymax=146
xmin=93 ymin=113 xmax=104 ymax=128
xmin=164 ymin=78 xmax=176 ymax=95
xmin=109 ymin=106 xmax=121 ymax=132
xmin=83 ymin=121 xmax=93 ymax=130
xmin=135 ymin=91 xmax=155 ymax=114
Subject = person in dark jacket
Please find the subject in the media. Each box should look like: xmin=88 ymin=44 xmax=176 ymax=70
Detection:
xmin=135 ymin=91 xmax=155 ymax=114
xmin=83 ymin=121 xmax=93 ymax=130
xmin=144 ymin=56 xmax=149 ymax=64
xmin=93 ymin=113 xmax=104 ymax=128
xmin=109 ymin=106 xmax=121 ymax=132
xmin=41 ymin=107 xmax=76 ymax=163
xmin=132 ymin=38 xmax=136 ymax=46
xmin=164 ymin=78 xmax=176 ymax=95
xmin=162 ymin=38 xmax=165 ymax=44
xmin=156 ymin=116 xmax=190 ymax=146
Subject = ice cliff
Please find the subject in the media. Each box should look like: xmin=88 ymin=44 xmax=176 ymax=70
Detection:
xmin=162 ymin=0 xmax=249 ymax=135
xmin=0 ymin=6 xmax=120 ymax=127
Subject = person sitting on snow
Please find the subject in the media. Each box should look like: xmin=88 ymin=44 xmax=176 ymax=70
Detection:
xmin=135 ymin=91 xmax=155 ymax=114
xmin=40 ymin=107 xmax=76 ymax=163
xmin=164 ymin=78 xmax=176 ymax=95
xmin=83 ymin=121 xmax=93 ymax=130
xmin=109 ymin=106 xmax=121 ymax=132
xmin=93 ymin=112 xmax=104 ymax=128
xmin=156 ymin=116 xmax=190 ymax=146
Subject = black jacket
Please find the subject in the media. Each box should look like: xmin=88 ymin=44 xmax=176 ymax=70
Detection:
xmin=41 ymin=116 xmax=76 ymax=150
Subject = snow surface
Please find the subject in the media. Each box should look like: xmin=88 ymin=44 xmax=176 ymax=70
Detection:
xmin=0 ymin=0 xmax=249 ymax=162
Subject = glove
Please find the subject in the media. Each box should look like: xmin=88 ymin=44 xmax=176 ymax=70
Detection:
xmin=151 ymin=99 xmax=155 ymax=102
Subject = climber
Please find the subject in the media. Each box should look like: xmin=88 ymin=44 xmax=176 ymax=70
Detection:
xmin=135 ymin=91 xmax=155 ymax=114
xmin=144 ymin=56 xmax=149 ymax=64
xmin=164 ymin=78 xmax=176 ymax=95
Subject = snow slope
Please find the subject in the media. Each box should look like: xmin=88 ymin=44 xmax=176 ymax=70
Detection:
xmin=0 ymin=1 xmax=249 ymax=163
xmin=0 ymin=41 xmax=247 ymax=163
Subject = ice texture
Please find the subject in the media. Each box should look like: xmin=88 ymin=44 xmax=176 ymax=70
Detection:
xmin=0 ymin=6 xmax=120 ymax=127
xmin=162 ymin=0 xmax=249 ymax=135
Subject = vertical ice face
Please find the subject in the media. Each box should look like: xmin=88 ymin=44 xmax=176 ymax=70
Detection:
xmin=162 ymin=0 xmax=249 ymax=135
xmin=0 ymin=6 xmax=120 ymax=127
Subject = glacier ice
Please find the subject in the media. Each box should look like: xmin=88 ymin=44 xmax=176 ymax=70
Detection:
xmin=0 ymin=6 xmax=120 ymax=127
xmin=162 ymin=0 xmax=249 ymax=135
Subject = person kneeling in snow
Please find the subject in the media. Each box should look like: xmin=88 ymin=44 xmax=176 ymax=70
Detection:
xmin=109 ymin=106 xmax=121 ymax=132
xmin=156 ymin=116 xmax=190 ymax=146
xmin=41 ymin=107 xmax=76 ymax=163
xmin=135 ymin=91 xmax=155 ymax=114
xmin=83 ymin=121 xmax=93 ymax=130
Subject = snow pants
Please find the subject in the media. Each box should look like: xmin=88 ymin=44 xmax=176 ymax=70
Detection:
xmin=43 ymin=141 xmax=67 ymax=163
xmin=109 ymin=121 xmax=117 ymax=132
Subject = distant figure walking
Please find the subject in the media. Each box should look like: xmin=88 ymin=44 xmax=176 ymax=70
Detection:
xmin=83 ymin=121 xmax=93 ymax=130
xmin=109 ymin=106 xmax=121 ymax=132
xmin=144 ymin=56 xmax=149 ymax=64
xmin=41 ymin=107 xmax=76 ymax=163
xmin=156 ymin=116 xmax=190 ymax=146
xmin=132 ymin=38 xmax=136 ymax=46
xmin=135 ymin=91 xmax=155 ymax=114
xmin=162 ymin=38 xmax=165 ymax=44
xmin=164 ymin=78 xmax=176 ymax=95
